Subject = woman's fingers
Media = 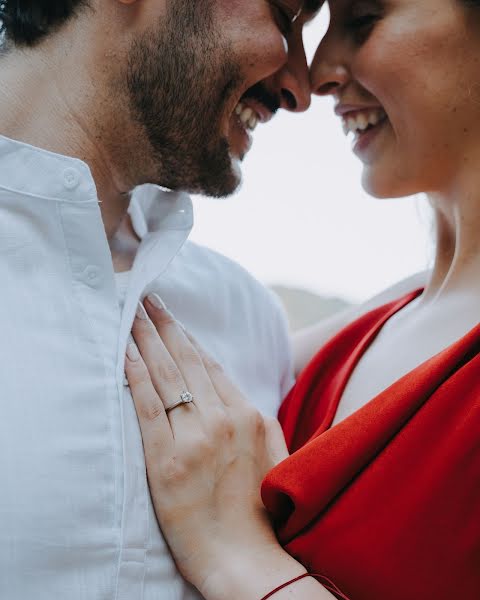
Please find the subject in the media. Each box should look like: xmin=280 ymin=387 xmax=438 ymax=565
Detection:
xmin=143 ymin=295 xmax=226 ymax=411
xmin=124 ymin=339 xmax=174 ymax=464
xmin=182 ymin=330 xmax=270 ymax=462
xmin=131 ymin=302 xmax=199 ymax=435
xmin=184 ymin=330 xmax=250 ymax=410
xmin=263 ymin=417 xmax=289 ymax=467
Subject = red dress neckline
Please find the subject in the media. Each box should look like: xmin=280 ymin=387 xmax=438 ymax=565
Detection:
xmin=263 ymin=289 xmax=480 ymax=600
xmin=279 ymin=288 xmax=424 ymax=451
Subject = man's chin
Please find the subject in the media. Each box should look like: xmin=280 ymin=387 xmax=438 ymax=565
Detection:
xmin=200 ymin=164 xmax=242 ymax=198
xmin=151 ymin=137 xmax=242 ymax=198
xmin=193 ymin=146 xmax=243 ymax=198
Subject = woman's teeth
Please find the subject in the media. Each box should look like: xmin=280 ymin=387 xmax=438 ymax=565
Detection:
xmin=235 ymin=102 xmax=258 ymax=131
xmin=342 ymin=108 xmax=387 ymax=136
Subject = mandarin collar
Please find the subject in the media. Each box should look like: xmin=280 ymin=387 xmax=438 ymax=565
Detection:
xmin=0 ymin=134 xmax=194 ymax=237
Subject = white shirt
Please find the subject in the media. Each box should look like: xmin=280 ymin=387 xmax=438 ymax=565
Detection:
xmin=0 ymin=135 xmax=294 ymax=600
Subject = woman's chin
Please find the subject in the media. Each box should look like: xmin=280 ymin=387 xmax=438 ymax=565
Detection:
xmin=361 ymin=168 xmax=416 ymax=200
xmin=361 ymin=170 xmax=392 ymax=199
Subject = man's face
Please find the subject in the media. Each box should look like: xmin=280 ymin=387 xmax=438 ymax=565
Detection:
xmin=126 ymin=0 xmax=313 ymax=197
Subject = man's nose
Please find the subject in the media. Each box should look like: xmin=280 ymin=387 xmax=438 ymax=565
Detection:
xmin=277 ymin=66 xmax=312 ymax=112
xmin=275 ymin=42 xmax=312 ymax=112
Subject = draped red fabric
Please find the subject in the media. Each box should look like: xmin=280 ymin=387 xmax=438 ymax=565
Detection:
xmin=262 ymin=290 xmax=480 ymax=600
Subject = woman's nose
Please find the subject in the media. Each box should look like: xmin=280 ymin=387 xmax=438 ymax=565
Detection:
xmin=310 ymin=61 xmax=350 ymax=96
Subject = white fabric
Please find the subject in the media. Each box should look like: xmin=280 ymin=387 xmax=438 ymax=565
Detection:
xmin=114 ymin=271 xmax=131 ymax=310
xmin=0 ymin=134 xmax=294 ymax=600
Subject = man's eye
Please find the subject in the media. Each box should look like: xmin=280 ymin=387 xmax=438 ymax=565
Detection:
xmin=269 ymin=1 xmax=296 ymax=36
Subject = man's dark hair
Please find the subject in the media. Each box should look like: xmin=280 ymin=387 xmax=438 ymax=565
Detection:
xmin=0 ymin=0 xmax=88 ymax=47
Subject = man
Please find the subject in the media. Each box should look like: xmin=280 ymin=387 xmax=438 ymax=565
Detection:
xmin=0 ymin=1 xmax=320 ymax=598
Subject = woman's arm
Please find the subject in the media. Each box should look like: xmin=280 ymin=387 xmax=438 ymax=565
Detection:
xmin=125 ymin=296 xmax=336 ymax=600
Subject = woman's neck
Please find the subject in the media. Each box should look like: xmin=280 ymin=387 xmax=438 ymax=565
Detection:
xmin=425 ymin=168 xmax=480 ymax=304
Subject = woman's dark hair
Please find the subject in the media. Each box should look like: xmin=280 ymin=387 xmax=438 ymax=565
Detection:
xmin=0 ymin=0 xmax=88 ymax=47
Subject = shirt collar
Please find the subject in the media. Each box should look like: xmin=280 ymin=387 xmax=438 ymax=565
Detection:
xmin=0 ymin=133 xmax=194 ymax=237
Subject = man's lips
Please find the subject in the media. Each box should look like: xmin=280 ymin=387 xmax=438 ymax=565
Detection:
xmin=239 ymin=98 xmax=274 ymax=125
xmin=237 ymin=81 xmax=280 ymax=126
xmin=231 ymin=98 xmax=275 ymax=137
xmin=227 ymin=84 xmax=280 ymax=156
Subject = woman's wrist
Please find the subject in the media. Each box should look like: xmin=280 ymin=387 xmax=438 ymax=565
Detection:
xmin=197 ymin=543 xmax=309 ymax=600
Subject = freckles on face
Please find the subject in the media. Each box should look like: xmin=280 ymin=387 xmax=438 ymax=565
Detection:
xmin=341 ymin=0 xmax=480 ymax=198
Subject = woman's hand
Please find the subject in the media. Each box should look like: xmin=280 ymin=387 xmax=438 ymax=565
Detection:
xmin=125 ymin=294 xmax=293 ymax=598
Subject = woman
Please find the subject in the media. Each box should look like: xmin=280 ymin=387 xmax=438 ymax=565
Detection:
xmin=125 ymin=0 xmax=480 ymax=598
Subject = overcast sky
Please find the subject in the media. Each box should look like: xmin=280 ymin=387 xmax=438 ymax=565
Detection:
xmin=190 ymin=8 xmax=430 ymax=304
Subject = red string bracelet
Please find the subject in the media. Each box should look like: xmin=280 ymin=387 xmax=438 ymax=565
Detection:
xmin=260 ymin=572 xmax=351 ymax=600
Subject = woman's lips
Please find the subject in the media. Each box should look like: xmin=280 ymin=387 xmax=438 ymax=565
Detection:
xmin=352 ymin=116 xmax=389 ymax=159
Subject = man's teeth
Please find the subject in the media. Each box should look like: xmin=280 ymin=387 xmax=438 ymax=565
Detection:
xmin=342 ymin=108 xmax=387 ymax=136
xmin=235 ymin=102 xmax=258 ymax=131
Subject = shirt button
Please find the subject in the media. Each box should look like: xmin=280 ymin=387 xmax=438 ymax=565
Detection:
xmin=63 ymin=167 xmax=81 ymax=190
xmin=82 ymin=265 xmax=102 ymax=288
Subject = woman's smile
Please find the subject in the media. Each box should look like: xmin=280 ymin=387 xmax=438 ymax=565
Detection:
xmin=335 ymin=104 xmax=389 ymax=158
xmin=310 ymin=0 xmax=480 ymax=198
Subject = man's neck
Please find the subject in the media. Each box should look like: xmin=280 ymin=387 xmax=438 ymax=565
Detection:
xmin=0 ymin=44 xmax=138 ymax=246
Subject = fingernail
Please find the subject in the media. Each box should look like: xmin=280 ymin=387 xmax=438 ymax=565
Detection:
xmin=135 ymin=302 xmax=149 ymax=320
xmin=127 ymin=342 xmax=140 ymax=362
xmin=147 ymin=293 xmax=167 ymax=310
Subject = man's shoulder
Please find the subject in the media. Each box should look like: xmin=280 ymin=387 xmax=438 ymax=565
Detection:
xmin=178 ymin=239 xmax=254 ymax=278
xmin=177 ymin=240 xmax=280 ymax=307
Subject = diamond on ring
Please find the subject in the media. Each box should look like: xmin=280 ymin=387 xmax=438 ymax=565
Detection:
xmin=180 ymin=391 xmax=194 ymax=404
xmin=165 ymin=390 xmax=195 ymax=414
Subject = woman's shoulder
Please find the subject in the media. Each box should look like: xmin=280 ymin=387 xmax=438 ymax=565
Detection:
xmin=292 ymin=270 xmax=429 ymax=375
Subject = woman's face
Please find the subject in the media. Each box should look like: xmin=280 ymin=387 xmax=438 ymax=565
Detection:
xmin=310 ymin=0 xmax=480 ymax=198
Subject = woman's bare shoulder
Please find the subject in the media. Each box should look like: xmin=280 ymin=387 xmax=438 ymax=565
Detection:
xmin=292 ymin=270 xmax=428 ymax=375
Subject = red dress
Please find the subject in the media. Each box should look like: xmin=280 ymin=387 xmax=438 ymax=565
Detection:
xmin=262 ymin=290 xmax=480 ymax=600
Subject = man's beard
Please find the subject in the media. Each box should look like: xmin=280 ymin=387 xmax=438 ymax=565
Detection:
xmin=126 ymin=0 xmax=243 ymax=197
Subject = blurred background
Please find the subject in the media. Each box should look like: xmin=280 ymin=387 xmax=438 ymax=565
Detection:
xmin=191 ymin=6 xmax=430 ymax=330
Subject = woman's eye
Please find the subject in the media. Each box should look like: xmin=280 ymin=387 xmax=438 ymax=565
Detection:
xmin=348 ymin=14 xmax=377 ymax=28
xmin=345 ymin=13 xmax=378 ymax=40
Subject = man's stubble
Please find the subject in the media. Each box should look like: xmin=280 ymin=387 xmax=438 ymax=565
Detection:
xmin=126 ymin=0 xmax=243 ymax=197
